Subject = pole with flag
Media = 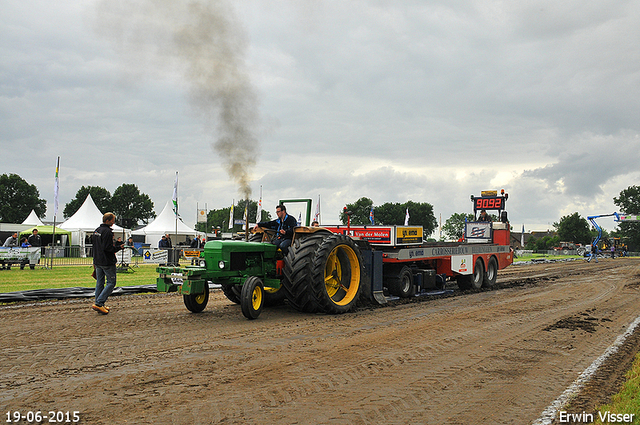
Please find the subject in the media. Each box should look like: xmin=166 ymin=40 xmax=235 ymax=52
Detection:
xmin=521 ymin=224 xmax=525 ymax=247
xmin=314 ymin=195 xmax=321 ymax=224
xmin=256 ymin=185 xmax=262 ymax=223
xmin=404 ymin=208 xmax=410 ymax=226
xmin=243 ymin=203 xmax=248 ymax=240
xmin=50 ymin=157 xmax=60 ymax=269
xmin=172 ymin=172 xmax=179 ymax=217
xmin=369 ymin=207 xmax=375 ymax=225
xmin=172 ymin=172 xmax=178 ymax=265
xmin=229 ymin=201 xmax=234 ymax=230
xmin=172 ymin=172 xmax=178 ymax=222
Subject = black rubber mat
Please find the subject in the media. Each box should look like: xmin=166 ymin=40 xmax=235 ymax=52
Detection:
xmin=0 ymin=285 xmax=158 ymax=302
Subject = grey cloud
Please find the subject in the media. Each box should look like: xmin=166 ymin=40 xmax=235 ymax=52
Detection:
xmin=1 ymin=0 xmax=639 ymax=233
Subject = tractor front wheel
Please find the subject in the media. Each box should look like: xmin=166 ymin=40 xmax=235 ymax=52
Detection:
xmin=241 ymin=276 xmax=265 ymax=320
xmin=221 ymin=283 xmax=241 ymax=304
xmin=183 ymin=282 xmax=209 ymax=313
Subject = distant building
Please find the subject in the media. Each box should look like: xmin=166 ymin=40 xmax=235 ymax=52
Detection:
xmin=510 ymin=230 xmax=556 ymax=249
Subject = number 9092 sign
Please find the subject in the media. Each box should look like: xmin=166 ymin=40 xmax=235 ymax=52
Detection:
xmin=473 ymin=197 xmax=505 ymax=210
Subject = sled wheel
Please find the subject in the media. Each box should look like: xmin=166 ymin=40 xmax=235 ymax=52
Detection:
xmin=457 ymin=258 xmax=484 ymax=290
xmin=183 ymin=282 xmax=209 ymax=313
xmin=387 ymin=265 xmax=415 ymax=298
xmin=241 ymin=276 xmax=264 ymax=320
xmin=483 ymin=257 xmax=498 ymax=288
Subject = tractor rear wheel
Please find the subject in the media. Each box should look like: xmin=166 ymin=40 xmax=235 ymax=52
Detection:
xmin=249 ymin=229 xmax=277 ymax=243
xmin=263 ymin=285 xmax=287 ymax=306
xmin=248 ymin=233 xmax=263 ymax=242
xmin=183 ymin=282 xmax=209 ymax=313
xmin=309 ymin=234 xmax=363 ymax=314
xmin=241 ymin=276 xmax=264 ymax=320
xmin=282 ymin=232 xmax=331 ymax=313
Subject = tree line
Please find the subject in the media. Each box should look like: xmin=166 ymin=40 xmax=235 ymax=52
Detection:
xmin=196 ymin=197 xmax=439 ymax=235
xmin=520 ymin=186 xmax=640 ymax=251
xmin=0 ymin=174 xmax=155 ymax=227
xmin=2 ymin=173 xmax=639 ymax=250
xmin=196 ymin=199 xmax=272 ymax=233
xmin=63 ymin=185 xmax=156 ymax=227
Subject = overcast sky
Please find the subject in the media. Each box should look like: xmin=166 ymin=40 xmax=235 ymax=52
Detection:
xmin=2 ymin=0 xmax=639 ymax=235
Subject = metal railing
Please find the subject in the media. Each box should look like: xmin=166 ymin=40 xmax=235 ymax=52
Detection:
xmin=38 ymin=246 xmax=200 ymax=268
xmin=39 ymin=246 xmax=142 ymax=268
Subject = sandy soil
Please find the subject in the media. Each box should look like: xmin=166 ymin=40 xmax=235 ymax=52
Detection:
xmin=1 ymin=258 xmax=639 ymax=425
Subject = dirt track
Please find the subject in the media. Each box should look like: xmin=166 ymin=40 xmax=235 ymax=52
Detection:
xmin=1 ymin=258 xmax=640 ymax=424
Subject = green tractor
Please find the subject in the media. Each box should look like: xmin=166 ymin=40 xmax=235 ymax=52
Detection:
xmin=156 ymin=227 xmax=365 ymax=319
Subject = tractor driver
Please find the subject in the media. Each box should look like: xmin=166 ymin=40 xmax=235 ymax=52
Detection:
xmin=255 ymin=204 xmax=297 ymax=255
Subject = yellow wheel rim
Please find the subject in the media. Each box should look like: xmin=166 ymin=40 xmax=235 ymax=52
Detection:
xmin=324 ymin=244 xmax=360 ymax=306
xmin=251 ymin=285 xmax=263 ymax=310
xmin=195 ymin=293 xmax=206 ymax=305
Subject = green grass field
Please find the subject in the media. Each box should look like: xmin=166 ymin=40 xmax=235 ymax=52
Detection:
xmin=513 ymin=253 xmax=583 ymax=262
xmin=595 ymin=353 xmax=640 ymax=424
xmin=0 ymin=264 xmax=159 ymax=293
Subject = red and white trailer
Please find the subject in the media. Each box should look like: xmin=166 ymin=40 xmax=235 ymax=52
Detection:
xmin=322 ymin=192 xmax=513 ymax=303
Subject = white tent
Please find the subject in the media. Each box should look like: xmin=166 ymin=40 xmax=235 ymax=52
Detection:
xmin=22 ymin=210 xmax=44 ymax=226
xmin=60 ymin=194 xmax=128 ymax=248
xmin=132 ymin=201 xmax=198 ymax=246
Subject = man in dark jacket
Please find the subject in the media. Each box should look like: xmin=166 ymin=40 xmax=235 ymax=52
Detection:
xmin=478 ymin=210 xmax=492 ymax=222
xmin=256 ymin=204 xmax=297 ymax=255
xmin=27 ymin=229 xmax=41 ymax=247
xmin=190 ymin=235 xmax=203 ymax=248
xmin=91 ymin=212 xmax=124 ymax=314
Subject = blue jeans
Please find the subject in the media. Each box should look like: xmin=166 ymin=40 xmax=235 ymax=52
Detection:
xmin=274 ymin=238 xmax=292 ymax=255
xmin=94 ymin=264 xmax=117 ymax=306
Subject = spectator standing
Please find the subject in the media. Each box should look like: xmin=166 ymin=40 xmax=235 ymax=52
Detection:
xmin=588 ymin=243 xmax=598 ymax=263
xmin=3 ymin=232 xmax=18 ymax=247
xmin=27 ymin=229 xmax=41 ymax=247
xmin=91 ymin=212 xmax=124 ymax=315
